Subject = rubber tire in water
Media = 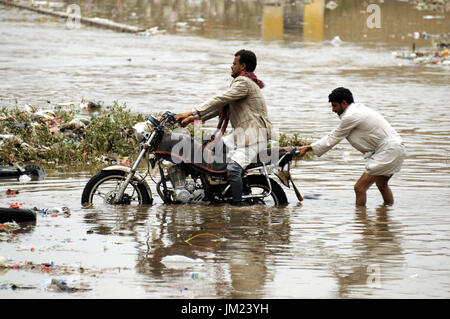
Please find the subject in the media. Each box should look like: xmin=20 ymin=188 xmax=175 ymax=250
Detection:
xmin=81 ymin=170 xmax=152 ymax=206
xmin=244 ymin=174 xmax=288 ymax=205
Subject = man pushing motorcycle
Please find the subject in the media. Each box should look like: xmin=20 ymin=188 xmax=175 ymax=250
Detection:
xmin=175 ymin=49 xmax=273 ymax=206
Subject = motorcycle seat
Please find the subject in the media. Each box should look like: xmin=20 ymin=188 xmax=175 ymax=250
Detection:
xmin=246 ymin=146 xmax=296 ymax=170
xmin=156 ymin=133 xmax=228 ymax=175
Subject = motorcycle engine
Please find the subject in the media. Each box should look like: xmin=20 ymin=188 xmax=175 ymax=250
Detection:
xmin=167 ymin=165 xmax=205 ymax=203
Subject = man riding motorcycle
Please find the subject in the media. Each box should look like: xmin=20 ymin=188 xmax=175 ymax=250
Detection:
xmin=175 ymin=49 xmax=273 ymax=206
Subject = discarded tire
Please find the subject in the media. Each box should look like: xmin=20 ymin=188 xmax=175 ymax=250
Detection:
xmin=0 ymin=165 xmax=45 ymax=179
xmin=0 ymin=166 xmax=22 ymax=178
xmin=23 ymin=164 xmax=46 ymax=178
xmin=0 ymin=207 xmax=37 ymax=223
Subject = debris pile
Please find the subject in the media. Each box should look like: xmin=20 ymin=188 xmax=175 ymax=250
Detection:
xmin=1 ymin=100 xmax=310 ymax=167
xmin=325 ymin=1 xmax=338 ymax=10
xmin=46 ymin=278 xmax=92 ymax=293
xmin=394 ymin=32 xmax=450 ymax=65
xmin=0 ymin=257 xmax=131 ymax=276
xmin=410 ymin=0 xmax=450 ymax=12
xmin=40 ymin=206 xmax=71 ymax=217
xmin=0 ymin=221 xmax=21 ymax=233
xmin=0 ymin=101 xmax=143 ymax=166
xmin=0 ymin=257 xmax=131 ymax=293
xmin=394 ymin=47 xmax=449 ymax=65
xmin=135 ymin=26 xmax=166 ymax=37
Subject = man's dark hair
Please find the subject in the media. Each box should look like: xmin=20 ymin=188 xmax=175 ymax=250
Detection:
xmin=328 ymin=87 xmax=354 ymax=105
xmin=235 ymin=49 xmax=257 ymax=72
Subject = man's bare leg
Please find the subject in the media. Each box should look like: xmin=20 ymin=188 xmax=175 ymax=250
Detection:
xmin=354 ymin=173 xmax=377 ymax=207
xmin=375 ymin=175 xmax=394 ymax=205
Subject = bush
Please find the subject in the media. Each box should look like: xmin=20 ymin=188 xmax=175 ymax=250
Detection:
xmin=0 ymin=101 xmax=311 ymax=166
xmin=0 ymin=102 xmax=144 ymax=166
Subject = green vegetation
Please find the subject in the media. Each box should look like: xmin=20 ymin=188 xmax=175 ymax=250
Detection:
xmin=0 ymin=102 xmax=144 ymax=166
xmin=0 ymin=101 xmax=311 ymax=167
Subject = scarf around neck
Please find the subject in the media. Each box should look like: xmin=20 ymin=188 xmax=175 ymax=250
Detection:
xmin=239 ymin=72 xmax=265 ymax=89
xmin=202 ymin=72 xmax=265 ymax=149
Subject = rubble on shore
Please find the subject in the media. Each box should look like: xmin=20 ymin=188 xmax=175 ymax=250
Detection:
xmin=410 ymin=0 xmax=450 ymax=12
xmin=1 ymin=100 xmax=310 ymax=168
xmin=394 ymin=32 xmax=450 ymax=65
xmin=394 ymin=47 xmax=449 ymax=65
xmin=0 ymin=100 xmax=143 ymax=166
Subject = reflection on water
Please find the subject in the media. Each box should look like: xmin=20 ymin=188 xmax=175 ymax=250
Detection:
xmin=0 ymin=166 xmax=449 ymax=297
xmin=263 ymin=4 xmax=284 ymax=41
xmin=304 ymin=0 xmax=324 ymax=42
xmin=332 ymin=205 xmax=404 ymax=298
xmin=0 ymin=0 xmax=450 ymax=298
xmin=40 ymin=0 xmax=449 ymax=46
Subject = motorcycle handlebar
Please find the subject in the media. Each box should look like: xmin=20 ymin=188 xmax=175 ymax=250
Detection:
xmin=146 ymin=111 xmax=176 ymax=129
xmin=162 ymin=111 xmax=176 ymax=124
xmin=278 ymin=148 xmax=300 ymax=167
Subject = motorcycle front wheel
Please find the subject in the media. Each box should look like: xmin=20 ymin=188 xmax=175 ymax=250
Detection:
xmin=81 ymin=170 xmax=152 ymax=207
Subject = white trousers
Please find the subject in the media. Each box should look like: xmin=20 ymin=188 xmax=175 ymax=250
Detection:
xmin=222 ymin=134 xmax=266 ymax=169
xmin=365 ymin=138 xmax=407 ymax=176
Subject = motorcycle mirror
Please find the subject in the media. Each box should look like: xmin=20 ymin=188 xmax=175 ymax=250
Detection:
xmin=146 ymin=115 xmax=161 ymax=128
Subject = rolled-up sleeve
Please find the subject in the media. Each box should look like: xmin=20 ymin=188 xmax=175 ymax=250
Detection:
xmin=197 ymin=77 xmax=249 ymax=121
xmin=312 ymin=114 xmax=360 ymax=157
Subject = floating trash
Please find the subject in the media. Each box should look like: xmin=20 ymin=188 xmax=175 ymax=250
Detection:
xmin=303 ymin=194 xmax=323 ymax=200
xmin=0 ymin=256 xmax=8 ymax=268
xmin=185 ymin=233 xmax=223 ymax=248
xmin=411 ymin=0 xmax=449 ymax=12
xmin=326 ymin=1 xmax=338 ymax=10
xmin=422 ymin=15 xmax=445 ymax=19
xmin=161 ymin=255 xmax=204 ymax=270
xmin=0 ymin=221 xmax=21 ymax=232
xmin=79 ymin=100 xmax=101 ymax=111
xmin=136 ymin=26 xmax=166 ymax=37
xmin=394 ymin=46 xmax=450 ymax=65
xmin=46 ymin=278 xmax=92 ymax=293
xmin=190 ymin=272 xmax=200 ymax=280
xmin=18 ymin=174 xmax=31 ymax=183
xmin=331 ymin=36 xmax=343 ymax=47
xmin=41 ymin=206 xmax=71 ymax=217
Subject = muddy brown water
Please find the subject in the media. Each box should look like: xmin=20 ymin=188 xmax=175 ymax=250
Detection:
xmin=1 ymin=1 xmax=449 ymax=298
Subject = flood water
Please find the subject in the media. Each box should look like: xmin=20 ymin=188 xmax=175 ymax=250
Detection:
xmin=1 ymin=0 xmax=450 ymax=299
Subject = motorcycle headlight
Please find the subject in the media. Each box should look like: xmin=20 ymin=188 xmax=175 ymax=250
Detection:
xmin=133 ymin=121 xmax=154 ymax=142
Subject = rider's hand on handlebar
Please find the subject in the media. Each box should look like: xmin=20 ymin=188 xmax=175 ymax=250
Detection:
xmin=174 ymin=111 xmax=201 ymax=127
xmin=174 ymin=111 xmax=191 ymax=122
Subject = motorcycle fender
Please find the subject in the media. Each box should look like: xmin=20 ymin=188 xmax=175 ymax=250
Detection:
xmin=101 ymin=165 xmax=152 ymax=198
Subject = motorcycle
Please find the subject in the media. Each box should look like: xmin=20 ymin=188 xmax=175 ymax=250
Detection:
xmin=81 ymin=111 xmax=303 ymax=207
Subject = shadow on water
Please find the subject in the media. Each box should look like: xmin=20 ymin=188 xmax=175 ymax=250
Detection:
xmin=77 ymin=201 xmax=406 ymax=298
xmin=0 ymin=158 xmax=448 ymax=297
xmin=82 ymin=202 xmax=292 ymax=298
xmin=331 ymin=205 xmax=404 ymax=298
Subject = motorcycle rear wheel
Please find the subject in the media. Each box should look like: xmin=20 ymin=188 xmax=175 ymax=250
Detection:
xmin=81 ymin=170 xmax=152 ymax=207
xmin=244 ymin=174 xmax=288 ymax=206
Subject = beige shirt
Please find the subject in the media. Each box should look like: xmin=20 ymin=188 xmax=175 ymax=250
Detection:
xmin=312 ymin=103 xmax=403 ymax=158
xmin=196 ymin=76 xmax=273 ymax=148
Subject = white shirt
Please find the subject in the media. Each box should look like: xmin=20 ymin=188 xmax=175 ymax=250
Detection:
xmin=311 ymin=103 xmax=402 ymax=158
